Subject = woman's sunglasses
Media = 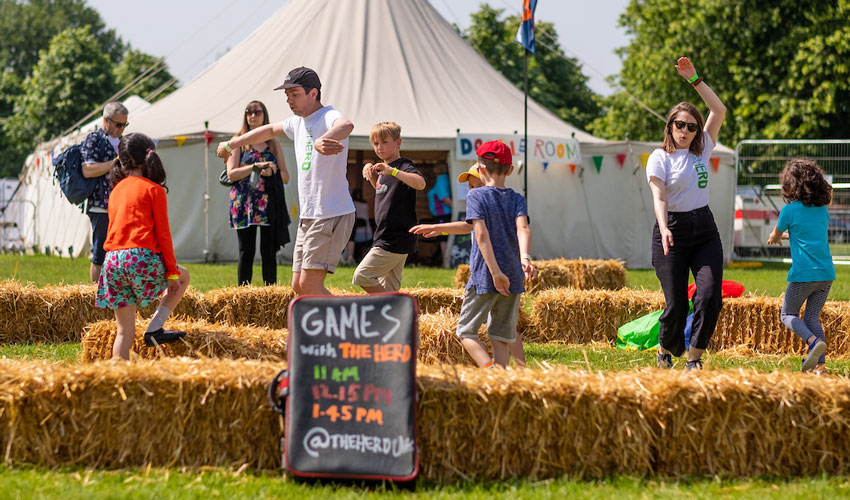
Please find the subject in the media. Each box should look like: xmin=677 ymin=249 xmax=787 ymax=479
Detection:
xmin=245 ymin=109 xmax=264 ymax=116
xmin=673 ymin=120 xmax=698 ymax=133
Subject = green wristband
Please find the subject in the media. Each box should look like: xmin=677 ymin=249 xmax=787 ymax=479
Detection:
xmin=224 ymin=142 xmax=232 ymax=153
xmin=687 ymin=74 xmax=700 ymax=84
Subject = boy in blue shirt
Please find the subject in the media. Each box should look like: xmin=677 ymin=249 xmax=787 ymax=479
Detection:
xmin=457 ymin=141 xmax=536 ymax=367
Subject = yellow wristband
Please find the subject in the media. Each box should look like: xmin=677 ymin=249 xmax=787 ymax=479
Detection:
xmin=391 ymin=168 xmax=399 ymax=177
xmin=166 ymin=274 xmax=180 ymax=280
xmin=441 ymin=232 xmax=448 ymax=236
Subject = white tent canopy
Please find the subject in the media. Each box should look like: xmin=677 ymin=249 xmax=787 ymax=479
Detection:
xmin=19 ymin=0 xmax=736 ymax=268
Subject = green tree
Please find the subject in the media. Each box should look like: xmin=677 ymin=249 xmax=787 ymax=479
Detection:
xmin=113 ymin=48 xmax=177 ymax=102
xmin=2 ymin=25 xmax=113 ymax=177
xmin=0 ymin=0 xmax=124 ymax=79
xmin=465 ymin=4 xmax=601 ymax=130
xmin=589 ymin=0 xmax=850 ymax=144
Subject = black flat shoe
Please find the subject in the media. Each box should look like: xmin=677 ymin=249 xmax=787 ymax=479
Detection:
xmin=144 ymin=328 xmax=186 ymax=347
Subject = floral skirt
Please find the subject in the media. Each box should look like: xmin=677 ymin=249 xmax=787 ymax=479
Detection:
xmin=96 ymin=248 xmax=167 ymax=309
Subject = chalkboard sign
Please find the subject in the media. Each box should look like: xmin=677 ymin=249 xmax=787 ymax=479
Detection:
xmin=285 ymin=293 xmax=419 ymax=481
xmin=449 ymin=211 xmax=471 ymax=268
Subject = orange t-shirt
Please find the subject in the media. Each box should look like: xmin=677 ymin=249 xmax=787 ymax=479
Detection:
xmin=103 ymin=175 xmax=179 ymax=276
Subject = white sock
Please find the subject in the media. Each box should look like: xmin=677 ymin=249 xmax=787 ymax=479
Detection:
xmin=146 ymin=305 xmax=172 ymax=333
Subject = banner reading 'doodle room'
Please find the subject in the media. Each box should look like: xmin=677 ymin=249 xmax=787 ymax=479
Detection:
xmin=456 ymin=133 xmax=581 ymax=165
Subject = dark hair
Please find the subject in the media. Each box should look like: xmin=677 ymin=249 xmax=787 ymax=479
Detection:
xmin=478 ymin=156 xmax=511 ymax=176
xmin=780 ymin=158 xmax=832 ymax=207
xmin=303 ymin=86 xmax=321 ymax=102
xmin=237 ymin=100 xmax=277 ymax=153
xmin=110 ymin=133 xmax=167 ymax=191
xmin=662 ymin=102 xmax=705 ymax=155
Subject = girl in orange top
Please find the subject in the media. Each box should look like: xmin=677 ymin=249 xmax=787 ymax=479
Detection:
xmin=96 ymin=133 xmax=191 ymax=359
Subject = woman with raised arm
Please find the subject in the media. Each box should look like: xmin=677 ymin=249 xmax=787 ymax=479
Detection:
xmin=646 ymin=57 xmax=727 ymax=371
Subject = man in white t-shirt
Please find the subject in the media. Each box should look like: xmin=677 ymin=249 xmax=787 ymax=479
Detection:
xmin=216 ymin=67 xmax=355 ymax=295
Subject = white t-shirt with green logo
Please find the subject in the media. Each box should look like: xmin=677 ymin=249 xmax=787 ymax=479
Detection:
xmin=282 ymin=105 xmax=354 ymax=219
xmin=646 ymin=130 xmax=715 ymax=212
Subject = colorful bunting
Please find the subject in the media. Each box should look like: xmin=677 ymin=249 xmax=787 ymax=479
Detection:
xmin=203 ymin=131 xmax=216 ymax=147
xmin=542 ymin=161 xmax=549 ymax=172
xmin=592 ymin=156 xmax=603 ymax=173
xmin=640 ymin=153 xmax=649 ymax=168
xmin=175 ymin=136 xmax=187 ymax=147
xmin=710 ymin=157 xmax=720 ymax=173
xmin=569 ymin=163 xmax=576 ymax=174
xmin=36 ymin=157 xmax=40 ymax=169
xmin=291 ymin=204 xmax=298 ymax=220
xmin=616 ymin=153 xmax=627 ymax=169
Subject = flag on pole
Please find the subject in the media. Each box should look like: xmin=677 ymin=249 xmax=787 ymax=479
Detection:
xmin=515 ymin=0 xmax=538 ymax=53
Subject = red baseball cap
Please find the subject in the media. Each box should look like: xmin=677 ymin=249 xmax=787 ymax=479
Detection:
xmin=476 ymin=141 xmax=512 ymax=166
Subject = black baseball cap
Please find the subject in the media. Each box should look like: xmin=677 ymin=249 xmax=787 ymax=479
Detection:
xmin=274 ymin=67 xmax=321 ymax=91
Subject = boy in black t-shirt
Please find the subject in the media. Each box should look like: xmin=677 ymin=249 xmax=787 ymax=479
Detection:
xmin=353 ymin=122 xmax=426 ymax=292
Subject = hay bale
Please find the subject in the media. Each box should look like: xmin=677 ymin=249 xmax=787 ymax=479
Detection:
xmin=80 ymin=318 xmax=288 ymax=362
xmin=529 ymin=288 xmax=665 ymax=343
xmin=650 ymin=369 xmax=850 ymax=477
xmin=454 ymin=258 xmax=627 ymax=292
xmin=204 ymin=285 xmax=296 ymax=329
xmin=2 ymin=360 xmax=850 ymax=479
xmin=403 ymin=287 xmax=464 ymax=314
xmin=0 ymin=281 xmax=206 ymax=343
xmin=0 ymin=358 xmax=282 ymax=469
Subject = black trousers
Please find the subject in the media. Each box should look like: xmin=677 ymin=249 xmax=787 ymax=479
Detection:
xmin=236 ymin=225 xmax=277 ymax=286
xmin=651 ymin=205 xmax=723 ymax=357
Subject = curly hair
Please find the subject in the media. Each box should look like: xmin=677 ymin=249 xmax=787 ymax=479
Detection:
xmin=780 ymin=158 xmax=831 ymax=207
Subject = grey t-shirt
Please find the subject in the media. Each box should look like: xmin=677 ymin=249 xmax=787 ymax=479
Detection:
xmin=465 ymin=186 xmax=528 ymax=295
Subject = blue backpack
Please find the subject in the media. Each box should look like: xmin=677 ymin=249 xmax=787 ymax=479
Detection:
xmin=52 ymin=144 xmax=98 ymax=206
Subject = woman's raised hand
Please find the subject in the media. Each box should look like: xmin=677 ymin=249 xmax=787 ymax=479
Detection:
xmin=675 ymin=56 xmax=697 ymax=81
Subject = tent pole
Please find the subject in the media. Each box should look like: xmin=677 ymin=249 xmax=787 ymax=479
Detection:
xmin=203 ymin=122 xmax=210 ymax=263
xmin=523 ymin=50 xmax=528 ymax=201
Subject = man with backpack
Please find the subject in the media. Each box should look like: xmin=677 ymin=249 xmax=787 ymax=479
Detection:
xmin=81 ymin=101 xmax=129 ymax=282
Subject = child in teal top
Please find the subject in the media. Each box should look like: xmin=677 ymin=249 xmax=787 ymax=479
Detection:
xmin=768 ymin=158 xmax=835 ymax=373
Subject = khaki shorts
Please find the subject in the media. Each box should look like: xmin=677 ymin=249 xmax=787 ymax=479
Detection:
xmin=456 ymin=287 xmax=522 ymax=343
xmin=292 ymin=212 xmax=355 ymax=274
xmin=352 ymin=246 xmax=409 ymax=291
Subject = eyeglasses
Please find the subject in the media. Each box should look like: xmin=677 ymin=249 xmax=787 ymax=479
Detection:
xmin=107 ymin=117 xmax=128 ymax=129
xmin=245 ymin=110 xmax=264 ymax=116
xmin=673 ymin=120 xmax=698 ymax=133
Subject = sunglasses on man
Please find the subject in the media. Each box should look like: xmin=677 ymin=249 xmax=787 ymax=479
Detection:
xmin=673 ymin=120 xmax=698 ymax=133
xmin=107 ymin=117 xmax=129 ymax=129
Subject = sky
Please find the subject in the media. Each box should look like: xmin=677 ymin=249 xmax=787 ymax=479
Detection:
xmin=87 ymin=0 xmax=630 ymax=96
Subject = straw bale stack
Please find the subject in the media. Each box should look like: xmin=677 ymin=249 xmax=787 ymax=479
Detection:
xmin=0 ymin=281 xmax=206 ymax=343
xmin=528 ymin=288 xmax=665 ymax=343
xmin=2 ymin=360 xmax=850 ymax=479
xmin=649 ymin=369 xmax=850 ymax=476
xmin=454 ymin=258 xmax=627 ymax=292
xmin=80 ymin=318 xmax=288 ymax=362
xmin=403 ymin=287 xmax=464 ymax=314
xmin=0 ymin=358 xmax=282 ymax=469
xmin=204 ymin=285 xmax=296 ymax=329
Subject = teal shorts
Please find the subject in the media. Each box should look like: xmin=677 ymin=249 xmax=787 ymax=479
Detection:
xmin=96 ymin=248 xmax=167 ymax=309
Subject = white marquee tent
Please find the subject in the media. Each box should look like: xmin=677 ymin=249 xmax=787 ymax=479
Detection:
xmin=17 ymin=0 xmax=736 ymax=268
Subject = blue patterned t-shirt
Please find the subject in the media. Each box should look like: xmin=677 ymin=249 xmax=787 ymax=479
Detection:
xmin=465 ymin=186 xmax=527 ymax=295
xmin=80 ymin=128 xmax=118 ymax=210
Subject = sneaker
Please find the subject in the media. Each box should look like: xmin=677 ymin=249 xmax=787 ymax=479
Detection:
xmin=802 ymin=339 xmax=827 ymax=372
xmin=656 ymin=353 xmax=673 ymax=369
xmin=144 ymin=328 xmax=186 ymax=347
xmin=686 ymin=359 xmax=703 ymax=371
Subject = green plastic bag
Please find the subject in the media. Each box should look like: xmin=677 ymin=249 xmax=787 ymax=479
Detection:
xmin=616 ymin=310 xmax=663 ymax=351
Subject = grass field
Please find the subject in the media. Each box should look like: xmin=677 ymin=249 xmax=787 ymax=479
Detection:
xmin=2 ymin=254 xmax=849 ymax=496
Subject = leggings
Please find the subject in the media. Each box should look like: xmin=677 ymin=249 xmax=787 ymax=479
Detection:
xmin=236 ymin=225 xmax=277 ymax=286
xmin=780 ymin=281 xmax=832 ymax=364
